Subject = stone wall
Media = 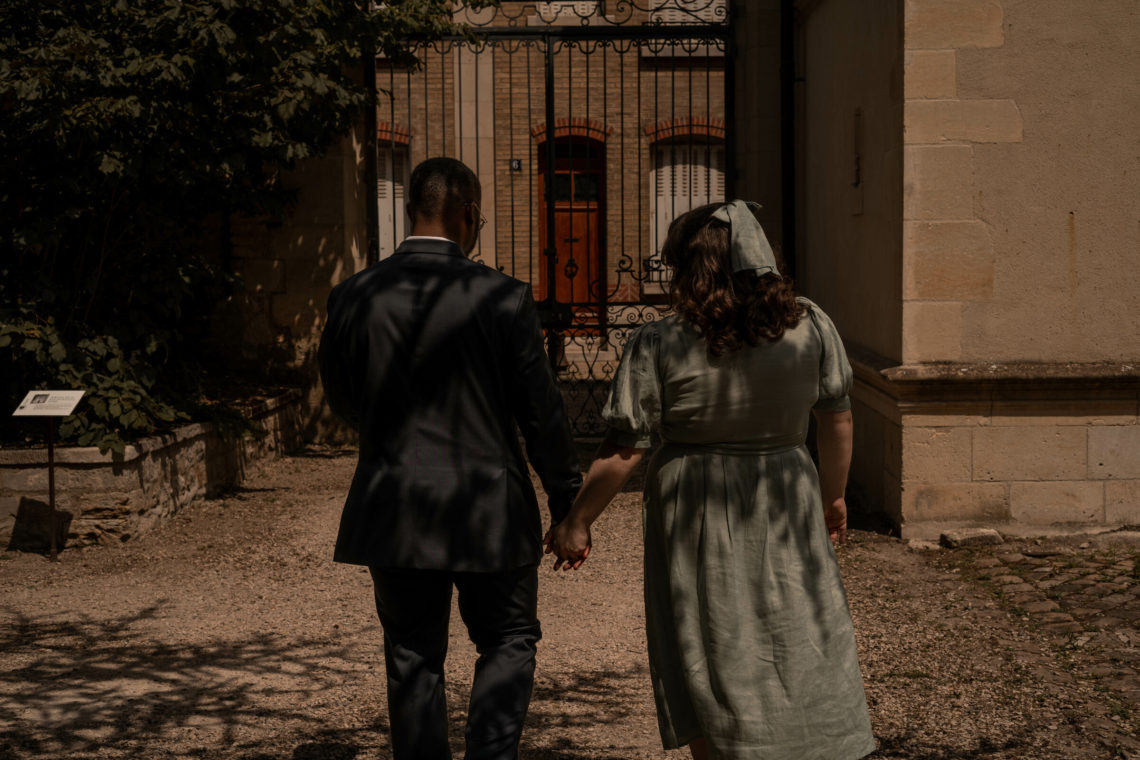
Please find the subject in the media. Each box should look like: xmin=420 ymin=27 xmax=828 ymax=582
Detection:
xmin=892 ymin=367 xmax=1140 ymax=532
xmin=903 ymin=0 xmax=1140 ymax=363
xmin=218 ymin=125 xmax=371 ymax=441
xmin=0 ymin=391 xmax=303 ymax=552
xmin=891 ymin=0 xmax=1140 ymax=532
xmin=732 ymin=0 xmax=784 ymax=246
xmin=795 ymin=0 xmax=906 ymax=525
xmin=797 ymin=0 xmax=904 ymax=362
xmin=797 ymin=0 xmax=1140 ymax=532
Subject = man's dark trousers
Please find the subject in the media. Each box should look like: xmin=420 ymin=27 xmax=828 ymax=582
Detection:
xmin=371 ymin=565 xmax=541 ymax=760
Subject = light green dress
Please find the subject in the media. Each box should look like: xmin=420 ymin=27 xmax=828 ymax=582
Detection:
xmin=603 ymin=299 xmax=875 ymax=760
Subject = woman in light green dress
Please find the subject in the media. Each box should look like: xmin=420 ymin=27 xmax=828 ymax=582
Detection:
xmin=548 ymin=201 xmax=875 ymax=760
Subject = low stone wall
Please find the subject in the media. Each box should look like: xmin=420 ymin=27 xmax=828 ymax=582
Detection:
xmin=848 ymin=356 xmax=1140 ymax=536
xmin=0 ymin=391 xmax=303 ymax=551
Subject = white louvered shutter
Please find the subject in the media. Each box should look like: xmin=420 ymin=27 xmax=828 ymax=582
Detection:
xmin=378 ymin=147 xmax=410 ymax=259
xmin=649 ymin=142 xmax=726 ymax=287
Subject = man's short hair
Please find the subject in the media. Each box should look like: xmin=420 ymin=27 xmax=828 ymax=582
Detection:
xmin=407 ymin=157 xmax=480 ymax=221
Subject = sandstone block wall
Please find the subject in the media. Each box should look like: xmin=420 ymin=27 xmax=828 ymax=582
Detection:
xmin=794 ymin=0 xmax=1140 ymax=531
xmin=890 ymin=0 xmax=1140 ymax=532
xmin=899 ymin=400 xmax=1140 ymax=529
xmin=902 ymin=0 xmax=1140 ymax=363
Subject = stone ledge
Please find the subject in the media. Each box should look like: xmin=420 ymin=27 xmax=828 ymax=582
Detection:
xmin=1 ymin=390 xmax=303 ymax=551
xmin=0 ymin=389 xmax=302 ymax=467
xmin=883 ymin=362 xmax=1140 ymax=383
xmin=849 ymin=346 xmax=1140 ymax=405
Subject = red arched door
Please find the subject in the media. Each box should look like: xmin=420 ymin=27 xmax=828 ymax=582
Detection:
xmin=537 ymin=137 xmax=605 ymax=330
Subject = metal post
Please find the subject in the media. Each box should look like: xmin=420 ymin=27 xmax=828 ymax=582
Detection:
xmin=779 ymin=0 xmax=797 ymax=279
xmin=724 ymin=8 xmax=737 ymax=200
xmin=47 ymin=419 xmax=57 ymax=561
xmin=363 ymin=47 xmax=380 ymax=267
xmin=544 ymin=36 xmax=562 ymax=373
xmin=544 ymin=38 xmax=558 ymax=304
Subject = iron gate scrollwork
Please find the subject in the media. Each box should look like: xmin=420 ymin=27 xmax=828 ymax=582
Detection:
xmin=375 ymin=1 xmax=732 ymax=435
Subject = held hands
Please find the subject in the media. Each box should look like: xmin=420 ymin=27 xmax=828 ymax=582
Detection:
xmin=543 ymin=518 xmax=592 ymax=571
xmin=825 ymin=496 xmax=848 ymax=545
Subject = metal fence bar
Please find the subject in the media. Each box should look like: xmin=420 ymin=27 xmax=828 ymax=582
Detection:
xmin=385 ymin=7 xmax=731 ymax=434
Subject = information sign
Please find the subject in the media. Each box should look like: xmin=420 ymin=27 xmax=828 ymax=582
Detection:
xmin=12 ymin=390 xmax=85 ymax=417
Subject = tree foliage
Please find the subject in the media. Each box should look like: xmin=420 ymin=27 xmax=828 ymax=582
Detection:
xmin=0 ymin=0 xmax=491 ymax=452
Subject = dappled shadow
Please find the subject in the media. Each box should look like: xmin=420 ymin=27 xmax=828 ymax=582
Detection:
xmin=320 ymin=246 xmax=582 ymax=570
xmin=290 ymin=445 xmax=359 ymax=460
xmin=520 ymin=661 xmax=652 ymax=760
xmin=0 ymin=604 xmax=385 ymax=759
xmin=870 ymin=731 xmax=1033 ymax=759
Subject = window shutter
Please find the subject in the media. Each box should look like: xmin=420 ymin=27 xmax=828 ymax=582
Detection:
xmin=377 ymin=150 xmax=389 ymax=200
xmin=650 ymin=140 xmax=726 ymax=255
xmin=378 ymin=147 xmax=409 ymax=258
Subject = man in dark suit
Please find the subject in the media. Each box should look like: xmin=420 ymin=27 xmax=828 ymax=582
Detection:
xmin=318 ymin=157 xmax=582 ymax=760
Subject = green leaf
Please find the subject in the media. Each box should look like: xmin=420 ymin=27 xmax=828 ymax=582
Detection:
xmin=98 ymin=153 xmax=124 ymax=175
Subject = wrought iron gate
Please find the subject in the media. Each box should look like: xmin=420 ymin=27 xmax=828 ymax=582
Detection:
xmin=375 ymin=1 xmax=732 ymax=435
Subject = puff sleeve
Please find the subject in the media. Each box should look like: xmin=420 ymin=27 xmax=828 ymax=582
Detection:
xmin=801 ymin=299 xmax=853 ymax=412
xmin=601 ymin=323 xmax=662 ymax=448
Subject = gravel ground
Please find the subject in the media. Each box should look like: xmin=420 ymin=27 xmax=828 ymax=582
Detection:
xmin=1 ymin=447 xmax=1137 ymax=759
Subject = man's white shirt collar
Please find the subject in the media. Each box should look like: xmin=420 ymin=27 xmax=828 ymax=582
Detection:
xmin=404 ymin=235 xmax=454 ymax=243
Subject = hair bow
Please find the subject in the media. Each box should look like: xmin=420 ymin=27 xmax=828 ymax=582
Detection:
xmin=710 ymin=200 xmax=779 ymax=276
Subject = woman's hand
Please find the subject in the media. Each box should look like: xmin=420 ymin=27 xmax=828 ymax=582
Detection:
xmin=550 ymin=518 xmax=592 ymax=571
xmin=824 ymin=496 xmax=847 ymax=545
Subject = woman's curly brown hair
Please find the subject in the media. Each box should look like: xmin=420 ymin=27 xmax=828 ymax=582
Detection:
xmin=662 ymin=202 xmax=804 ymax=359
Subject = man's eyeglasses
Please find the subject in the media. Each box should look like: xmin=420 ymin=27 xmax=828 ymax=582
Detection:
xmin=469 ymin=201 xmax=487 ymax=231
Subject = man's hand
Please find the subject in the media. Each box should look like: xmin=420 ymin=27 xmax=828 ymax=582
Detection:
xmin=825 ymin=496 xmax=848 ymax=545
xmin=549 ymin=518 xmax=591 ymax=571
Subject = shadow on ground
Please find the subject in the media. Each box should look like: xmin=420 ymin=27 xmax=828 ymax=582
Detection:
xmin=870 ymin=732 xmax=1033 ymax=759
xmin=0 ymin=604 xmax=648 ymax=760
xmin=0 ymin=604 xmax=386 ymax=759
xmin=519 ymin=662 xmax=649 ymax=759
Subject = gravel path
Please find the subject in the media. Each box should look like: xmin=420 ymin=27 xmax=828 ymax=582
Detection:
xmin=1 ymin=448 xmax=1137 ymax=759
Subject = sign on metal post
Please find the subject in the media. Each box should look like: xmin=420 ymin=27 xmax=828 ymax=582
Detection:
xmin=11 ymin=390 xmax=85 ymax=560
xmin=13 ymin=390 xmax=85 ymax=417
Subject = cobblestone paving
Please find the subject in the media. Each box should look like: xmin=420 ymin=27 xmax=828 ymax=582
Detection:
xmin=940 ymin=531 xmax=1140 ymax=756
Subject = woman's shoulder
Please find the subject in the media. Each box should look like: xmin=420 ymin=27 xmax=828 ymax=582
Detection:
xmin=619 ymin=314 xmax=695 ymax=356
xmin=795 ymin=296 xmax=822 ymax=314
xmin=628 ymin=313 xmax=681 ymax=337
xmin=795 ymin=296 xmax=837 ymax=325
xmin=794 ymin=297 xmax=846 ymax=346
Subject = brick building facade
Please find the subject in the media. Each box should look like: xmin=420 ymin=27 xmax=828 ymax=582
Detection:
xmin=228 ymin=0 xmax=1139 ymax=533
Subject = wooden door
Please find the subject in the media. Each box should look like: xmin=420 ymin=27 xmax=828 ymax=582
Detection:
xmin=537 ymin=148 xmax=605 ymax=331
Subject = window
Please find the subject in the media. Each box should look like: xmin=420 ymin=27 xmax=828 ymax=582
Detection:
xmin=642 ymin=0 xmax=727 ymax=57
xmin=377 ymin=146 xmax=410 ymax=259
xmin=536 ymin=1 xmax=604 ymax=24
xmin=647 ymin=141 xmax=725 ymax=290
xmin=649 ymin=0 xmax=726 ymax=24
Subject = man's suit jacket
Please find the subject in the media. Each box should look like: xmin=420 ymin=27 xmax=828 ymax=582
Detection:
xmin=318 ymin=238 xmax=582 ymax=571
